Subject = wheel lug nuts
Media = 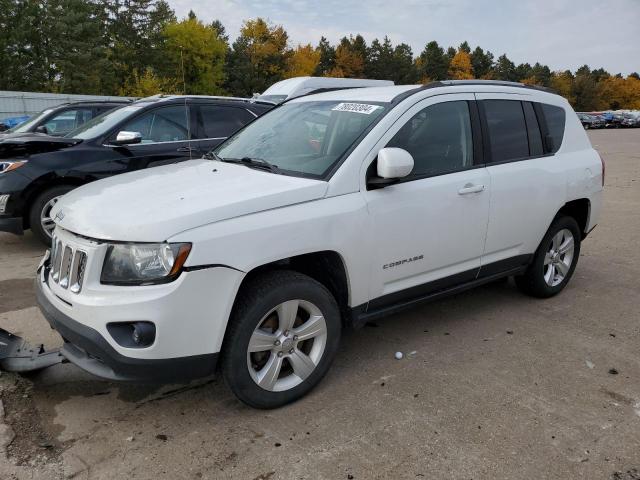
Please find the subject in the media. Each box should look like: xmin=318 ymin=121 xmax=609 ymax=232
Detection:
xmin=293 ymin=335 xmax=298 ymax=341
xmin=289 ymin=349 xmax=294 ymax=354
xmin=277 ymin=351 xmax=283 ymax=357
xmin=284 ymin=330 xmax=290 ymax=336
xmin=274 ymin=340 xmax=280 ymax=346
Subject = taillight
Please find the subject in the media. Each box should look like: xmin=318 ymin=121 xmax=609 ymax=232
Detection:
xmin=599 ymin=153 xmax=605 ymax=187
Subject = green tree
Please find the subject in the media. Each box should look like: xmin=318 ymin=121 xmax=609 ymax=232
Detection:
xmin=314 ymin=36 xmax=335 ymax=76
xmin=492 ymin=54 xmax=517 ymax=81
xmin=470 ymin=47 xmax=493 ymax=78
xmin=365 ymin=37 xmax=416 ymax=83
xmin=458 ymin=41 xmax=471 ymax=54
xmin=329 ymin=35 xmax=366 ymax=78
xmin=417 ymin=41 xmax=449 ymax=81
xmin=225 ymin=18 xmax=289 ymax=96
xmin=163 ymin=15 xmax=227 ymax=94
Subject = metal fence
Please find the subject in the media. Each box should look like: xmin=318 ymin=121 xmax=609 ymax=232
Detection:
xmin=0 ymin=91 xmax=137 ymax=118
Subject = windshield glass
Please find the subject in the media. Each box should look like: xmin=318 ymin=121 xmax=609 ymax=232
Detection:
xmin=8 ymin=109 xmax=53 ymax=133
xmin=215 ymin=101 xmax=386 ymax=177
xmin=66 ymin=105 xmax=143 ymax=140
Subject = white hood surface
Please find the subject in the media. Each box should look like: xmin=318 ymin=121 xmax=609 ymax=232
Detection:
xmin=52 ymin=159 xmax=328 ymax=241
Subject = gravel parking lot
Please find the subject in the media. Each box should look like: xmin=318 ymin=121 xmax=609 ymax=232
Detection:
xmin=0 ymin=129 xmax=639 ymax=480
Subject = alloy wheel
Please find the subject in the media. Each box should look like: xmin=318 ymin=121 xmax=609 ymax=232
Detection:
xmin=246 ymin=299 xmax=327 ymax=392
xmin=40 ymin=196 xmax=61 ymax=239
xmin=543 ymin=228 xmax=575 ymax=287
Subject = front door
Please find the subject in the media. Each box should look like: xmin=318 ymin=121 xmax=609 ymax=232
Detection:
xmin=364 ymin=94 xmax=490 ymax=309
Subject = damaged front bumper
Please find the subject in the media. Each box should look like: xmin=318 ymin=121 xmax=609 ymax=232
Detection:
xmin=0 ymin=328 xmax=63 ymax=372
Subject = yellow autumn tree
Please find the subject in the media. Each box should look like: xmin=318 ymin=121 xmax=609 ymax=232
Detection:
xmin=550 ymin=71 xmax=576 ymax=105
xmin=599 ymin=75 xmax=640 ymax=109
xmin=448 ymin=50 xmax=473 ymax=79
xmin=120 ymin=68 xmax=180 ymax=97
xmin=329 ymin=44 xmax=364 ymax=78
xmin=285 ymin=44 xmax=321 ymax=78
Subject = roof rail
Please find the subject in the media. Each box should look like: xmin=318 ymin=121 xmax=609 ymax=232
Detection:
xmin=391 ymin=79 xmax=557 ymax=103
xmin=137 ymin=94 xmax=274 ymax=106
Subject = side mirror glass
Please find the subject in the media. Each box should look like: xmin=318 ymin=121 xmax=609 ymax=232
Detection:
xmin=112 ymin=131 xmax=142 ymax=146
xmin=35 ymin=125 xmax=48 ymax=134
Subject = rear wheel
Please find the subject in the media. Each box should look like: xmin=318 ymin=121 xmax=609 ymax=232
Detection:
xmin=222 ymin=270 xmax=341 ymax=409
xmin=515 ymin=216 xmax=581 ymax=298
xmin=29 ymin=186 xmax=75 ymax=246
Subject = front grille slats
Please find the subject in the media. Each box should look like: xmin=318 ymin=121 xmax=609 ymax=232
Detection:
xmin=50 ymin=234 xmax=88 ymax=294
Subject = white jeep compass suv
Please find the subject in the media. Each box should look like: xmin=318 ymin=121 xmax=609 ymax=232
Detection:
xmin=36 ymin=80 xmax=604 ymax=408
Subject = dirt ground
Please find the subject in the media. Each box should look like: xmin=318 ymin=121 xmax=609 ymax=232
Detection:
xmin=0 ymin=129 xmax=639 ymax=480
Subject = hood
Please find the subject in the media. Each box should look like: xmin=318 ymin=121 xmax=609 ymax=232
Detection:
xmin=0 ymin=134 xmax=80 ymax=159
xmin=52 ymin=159 xmax=328 ymax=241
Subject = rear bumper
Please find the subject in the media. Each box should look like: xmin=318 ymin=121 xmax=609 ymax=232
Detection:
xmin=0 ymin=216 xmax=23 ymax=235
xmin=35 ymin=273 xmax=218 ymax=383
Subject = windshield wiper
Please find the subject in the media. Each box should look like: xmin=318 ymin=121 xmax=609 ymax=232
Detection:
xmin=218 ymin=156 xmax=281 ymax=174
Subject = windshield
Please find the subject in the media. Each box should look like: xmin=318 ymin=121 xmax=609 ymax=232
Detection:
xmin=8 ymin=109 xmax=53 ymax=133
xmin=66 ymin=105 xmax=143 ymax=140
xmin=215 ymin=101 xmax=386 ymax=177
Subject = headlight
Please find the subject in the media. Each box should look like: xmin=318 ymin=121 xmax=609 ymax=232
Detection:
xmin=0 ymin=160 xmax=27 ymax=174
xmin=101 ymin=243 xmax=191 ymax=285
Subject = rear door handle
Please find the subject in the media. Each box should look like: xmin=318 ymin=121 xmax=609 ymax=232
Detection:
xmin=458 ymin=183 xmax=485 ymax=195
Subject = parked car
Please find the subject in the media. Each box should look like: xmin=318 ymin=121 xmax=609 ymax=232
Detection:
xmin=621 ymin=112 xmax=640 ymax=127
xmin=0 ymin=101 xmax=129 ymax=139
xmin=577 ymin=113 xmax=603 ymax=129
xmin=34 ymin=80 xmax=603 ymax=408
xmin=255 ymin=76 xmax=394 ymax=104
xmin=0 ymin=115 xmax=31 ymax=131
xmin=0 ymin=95 xmax=273 ymax=244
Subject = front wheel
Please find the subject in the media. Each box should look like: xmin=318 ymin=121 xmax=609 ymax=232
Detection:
xmin=515 ymin=216 xmax=581 ymax=298
xmin=29 ymin=185 xmax=75 ymax=246
xmin=221 ymin=270 xmax=341 ymax=409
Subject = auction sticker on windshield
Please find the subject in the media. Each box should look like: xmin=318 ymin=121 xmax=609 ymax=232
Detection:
xmin=332 ymin=103 xmax=381 ymax=114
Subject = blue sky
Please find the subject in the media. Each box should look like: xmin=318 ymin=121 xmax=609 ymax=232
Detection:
xmin=168 ymin=0 xmax=640 ymax=75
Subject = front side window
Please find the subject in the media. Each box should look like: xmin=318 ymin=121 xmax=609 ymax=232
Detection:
xmin=540 ymin=103 xmax=566 ymax=153
xmin=386 ymin=100 xmax=474 ymax=177
xmin=215 ymin=101 xmax=386 ymax=177
xmin=483 ymin=100 xmax=529 ymax=163
xmin=119 ymin=105 xmax=190 ymax=143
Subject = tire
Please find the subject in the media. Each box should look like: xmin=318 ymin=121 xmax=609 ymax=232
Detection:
xmin=221 ymin=270 xmax=341 ymax=409
xmin=515 ymin=216 xmax=581 ymax=298
xmin=29 ymin=185 xmax=74 ymax=246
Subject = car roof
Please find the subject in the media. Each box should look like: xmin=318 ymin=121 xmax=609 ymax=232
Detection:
xmin=53 ymin=100 xmax=131 ymax=108
xmin=289 ymin=80 xmax=563 ymax=105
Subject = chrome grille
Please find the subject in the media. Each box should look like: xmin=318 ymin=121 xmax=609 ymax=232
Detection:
xmin=49 ymin=234 xmax=88 ymax=294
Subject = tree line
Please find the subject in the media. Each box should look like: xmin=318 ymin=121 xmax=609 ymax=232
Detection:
xmin=1 ymin=0 xmax=639 ymax=110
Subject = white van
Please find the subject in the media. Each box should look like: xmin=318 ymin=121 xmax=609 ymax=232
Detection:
xmin=256 ymin=76 xmax=394 ymax=104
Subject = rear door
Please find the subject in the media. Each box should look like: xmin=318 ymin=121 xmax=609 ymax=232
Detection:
xmin=193 ymin=104 xmax=257 ymax=156
xmin=103 ymin=102 xmax=194 ymax=171
xmin=41 ymin=107 xmax=94 ymax=136
xmin=476 ymin=94 xmax=567 ymax=273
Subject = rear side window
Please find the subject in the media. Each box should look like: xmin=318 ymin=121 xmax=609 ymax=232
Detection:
xmin=386 ymin=100 xmax=474 ymax=177
xmin=482 ymin=100 xmax=529 ymax=163
xmin=540 ymin=104 xmax=566 ymax=153
xmin=199 ymin=105 xmax=255 ymax=138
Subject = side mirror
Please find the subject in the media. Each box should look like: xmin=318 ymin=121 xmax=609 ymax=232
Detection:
xmin=35 ymin=125 xmax=48 ymax=134
xmin=112 ymin=131 xmax=142 ymax=146
xmin=367 ymin=148 xmax=414 ymax=189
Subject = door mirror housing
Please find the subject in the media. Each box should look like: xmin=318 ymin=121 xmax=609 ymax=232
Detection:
xmin=112 ymin=131 xmax=142 ymax=146
xmin=367 ymin=148 xmax=414 ymax=190
xmin=35 ymin=125 xmax=48 ymax=135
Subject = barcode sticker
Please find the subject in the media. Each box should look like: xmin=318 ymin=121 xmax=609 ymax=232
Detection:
xmin=332 ymin=103 xmax=381 ymax=114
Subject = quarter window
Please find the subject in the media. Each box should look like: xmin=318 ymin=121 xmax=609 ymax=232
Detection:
xmin=386 ymin=101 xmax=474 ymax=177
xmin=540 ymin=104 xmax=566 ymax=153
xmin=119 ymin=105 xmax=190 ymax=143
xmin=43 ymin=108 xmax=93 ymax=135
xmin=483 ymin=100 xmax=529 ymax=163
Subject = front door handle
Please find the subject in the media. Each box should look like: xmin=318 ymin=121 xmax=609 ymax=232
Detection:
xmin=458 ymin=183 xmax=485 ymax=195
xmin=176 ymin=146 xmax=193 ymax=153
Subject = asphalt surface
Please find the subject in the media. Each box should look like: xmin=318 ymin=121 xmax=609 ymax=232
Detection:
xmin=0 ymin=129 xmax=639 ymax=480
